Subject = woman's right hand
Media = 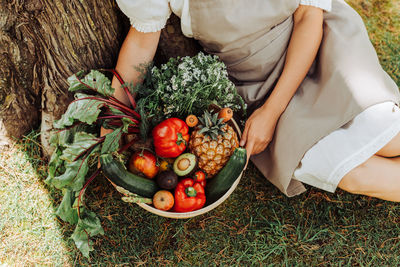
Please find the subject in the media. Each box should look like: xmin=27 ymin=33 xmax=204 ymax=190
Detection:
xmin=100 ymin=126 xmax=114 ymax=137
xmin=111 ymin=27 xmax=161 ymax=106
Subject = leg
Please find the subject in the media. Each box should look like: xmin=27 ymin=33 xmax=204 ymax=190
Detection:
xmin=376 ymin=132 xmax=400 ymax=158
xmin=338 ymin=155 xmax=400 ymax=202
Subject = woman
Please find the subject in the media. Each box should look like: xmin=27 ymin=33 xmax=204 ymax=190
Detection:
xmin=103 ymin=0 xmax=400 ymax=202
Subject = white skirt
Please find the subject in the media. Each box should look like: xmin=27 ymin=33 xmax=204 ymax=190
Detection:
xmin=293 ymin=101 xmax=400 ymax=193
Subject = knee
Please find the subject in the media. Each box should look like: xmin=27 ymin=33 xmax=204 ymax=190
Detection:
xmin=376 ymin=132 xmax=400 ymax=158
xmin=376 ymin=150 xmax=400 ymax=158
xmin=337 ymin=163 xmax=369 ymax=194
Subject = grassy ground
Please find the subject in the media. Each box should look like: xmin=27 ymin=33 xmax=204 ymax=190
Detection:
xmin=1 ymin=0 xmax=399 ymax=265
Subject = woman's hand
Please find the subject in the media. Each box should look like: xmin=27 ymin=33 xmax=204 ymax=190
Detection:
xmin=239 ymin=6 xmax=323 ymax=167
xmin=239 ymin=103 xmax=282 ymax=165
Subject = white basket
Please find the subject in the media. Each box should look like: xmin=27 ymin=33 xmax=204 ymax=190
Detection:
xmin=115 ymin=116 xmax=243 ymax=219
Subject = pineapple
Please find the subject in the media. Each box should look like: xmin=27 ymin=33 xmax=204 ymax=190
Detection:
xmin=188 ymin=110 xmax=239 ymax=177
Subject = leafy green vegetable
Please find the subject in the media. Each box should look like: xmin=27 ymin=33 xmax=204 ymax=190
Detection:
xmin=54 ymin=93 xmax=106 ymax=128
xmin=71 ymin=209 xmax=104 ymax=258
xmin=101 ymin=127 xmax=123 ymax=154
xmin=47 ymin=69 xmax=140 ymax=258
xmin=47 ymin=146 xmax=63 ymax=180
xmin=51 ymin=159 xmax=89 ymax=190
xmin=60 ymin=132 xmax=99 ymax=162
xmin=68 ymin=70 xmax=115 ymax=97
xmin=55 ymin=189 xmax=79 ymax=224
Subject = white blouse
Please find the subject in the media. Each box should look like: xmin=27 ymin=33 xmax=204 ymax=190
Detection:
xmin=116 ymin=0 xmax=332 ymax=36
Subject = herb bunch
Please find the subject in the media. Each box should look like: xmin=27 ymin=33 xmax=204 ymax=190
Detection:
xmin=134 ymin=52 xmax=246 ymax=136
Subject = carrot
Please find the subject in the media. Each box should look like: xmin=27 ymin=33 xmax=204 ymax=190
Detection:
xmin=186 ymin=114 xmax=198 ymax=127
xmin=218 ymin=107 xmax=233 ymax=122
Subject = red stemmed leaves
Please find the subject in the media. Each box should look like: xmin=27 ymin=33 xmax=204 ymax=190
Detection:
xmin=68 ymin=70 xmax=114 ymax=96
xmin=45 ymin=70 xmax=139 ymax=258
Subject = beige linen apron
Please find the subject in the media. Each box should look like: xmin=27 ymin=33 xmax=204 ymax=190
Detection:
xmin=189 ymin=0 xmax=400 ymax=196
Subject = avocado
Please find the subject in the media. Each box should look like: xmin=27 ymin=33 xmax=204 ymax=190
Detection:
xmin=156 ymin=170 xmax=178 ymax=190
xmin=173 ymin=153 xmax=197 ymax=176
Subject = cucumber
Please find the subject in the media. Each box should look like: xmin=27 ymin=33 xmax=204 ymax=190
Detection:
xmin=205 ymin=147 xmax=247 ymax=205
xmin=100 ymin=154 xmax=158 ymax=198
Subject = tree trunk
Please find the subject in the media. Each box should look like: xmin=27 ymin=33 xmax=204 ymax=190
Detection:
xmin=0 ymin=0 xmax=127 ymax=155
xmin=0 ymin=1 xmax=200 ymax=157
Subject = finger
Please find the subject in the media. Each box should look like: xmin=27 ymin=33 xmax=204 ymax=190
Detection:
xmin=253 ymin=141 xmax=270 ymax=155
xmin=240 ymin=122 xmax=250 ymax=147
xmin=244 ymin=139 xmax=255 ymax=170
xmin=101 ymin=126 xmax=114 ymax=136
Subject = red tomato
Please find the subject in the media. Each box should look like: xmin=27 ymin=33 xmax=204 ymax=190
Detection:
xmin=193 ymin=171 xmax=206 ymax=187
xmin=152 ymin=118 xmax=189 ymax=158
xmin=128 ymin=150 xmax=159 ymax=179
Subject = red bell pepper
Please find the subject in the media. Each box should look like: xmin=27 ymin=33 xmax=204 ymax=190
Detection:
xmin=174 ymin=178 xmax=206 ymax=212
xmin=152 ymin=118 xmax=189 ymax=158
xmin=193 ymin=171 xmax=206 ymax=187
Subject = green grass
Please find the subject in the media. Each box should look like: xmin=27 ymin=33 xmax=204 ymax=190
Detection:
xmin=348 ymin=0 xmax=400 ymax=86
xmin=0 ymin=132 xmax=74 ymax=265
xmin=1 ymin=0 xmax=399 ymax=265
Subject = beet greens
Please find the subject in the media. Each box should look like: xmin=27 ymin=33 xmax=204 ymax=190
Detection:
xmin=45 ymin=70 xmax=140 ymax=258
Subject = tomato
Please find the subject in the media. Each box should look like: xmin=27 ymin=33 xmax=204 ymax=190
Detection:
xmin=193 ymin=171 xmax=206 ymax=187
xmin=128 ymin=150 xmax=159 ymax=179
xmin=152 ymin=118 xmax=189 ymax=158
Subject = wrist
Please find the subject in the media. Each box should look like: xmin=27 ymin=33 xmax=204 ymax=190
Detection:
xmin=260 ymin=99 xmax=286 ymax=119
xmin=111 ymin=77 xmax=131 ymax=106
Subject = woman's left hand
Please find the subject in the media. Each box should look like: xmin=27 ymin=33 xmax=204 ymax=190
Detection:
xmin=239 ymin=104 xmax=282 ymax=167
xmin=239 ymin=5 xmax=323 ymax=168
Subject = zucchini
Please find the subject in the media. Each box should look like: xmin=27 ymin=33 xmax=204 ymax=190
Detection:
xmin=206 ymin=147 xmax=247 ymax=205
xmin=100 ymin=154 xmax=159 ymax=198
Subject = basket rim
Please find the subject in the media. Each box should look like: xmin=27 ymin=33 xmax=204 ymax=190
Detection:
xmin=137 ymin=171 xmax=243 ymax=218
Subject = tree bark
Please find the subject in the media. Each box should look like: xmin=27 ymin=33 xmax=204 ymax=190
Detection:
xmin=0 ymin=1 xmax=200 ymax=157
xmin=0 ymin=0 xmax=127 ymax=155
xmin=156 ymin=14 xmax=202 ymax=64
